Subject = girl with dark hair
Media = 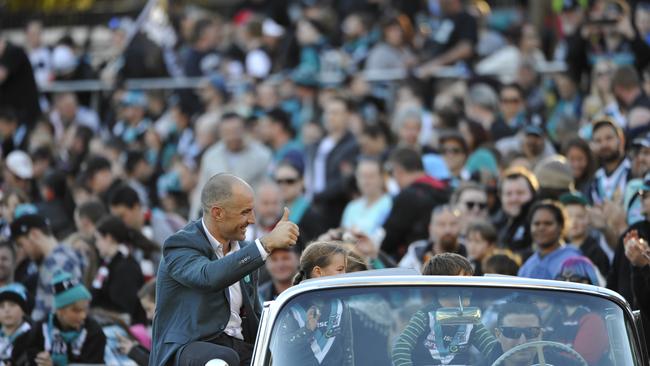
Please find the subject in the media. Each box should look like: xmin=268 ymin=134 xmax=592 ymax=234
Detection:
xmin=563 ymin=137 xmax=596 ymax=193
xmin=275 ymin=242 xmax=354 ymax=366
xmin=517 ymin=200 xmax=582 ymax=280
xmin=92 ymin=215 xmax=146 ymax=325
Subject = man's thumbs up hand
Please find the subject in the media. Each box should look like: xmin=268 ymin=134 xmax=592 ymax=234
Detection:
xmin=280 ymin=207 xmax=290 ymax=221
xmin=261 ymin=207 xmax=299 ymax=252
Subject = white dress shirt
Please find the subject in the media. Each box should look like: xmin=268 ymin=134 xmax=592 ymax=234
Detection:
xmin=202 ymin=219 xmax=269 ymax=340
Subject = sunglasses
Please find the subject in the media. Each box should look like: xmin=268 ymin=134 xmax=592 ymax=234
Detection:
xmin=465 ymin=201 xmax=487 ymax=210
xmin=498 ymin=326 xmax=542 ymax=339
xmin=275 ymin=178 xmax=299 ymax=185
xmin=556 ymin=275 xmax=590 ymax=283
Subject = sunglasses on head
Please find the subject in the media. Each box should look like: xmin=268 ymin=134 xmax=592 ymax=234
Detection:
xmin=499 ymin=326 xmax=542 ymax=339
xmin=275 ymin=178 xmax=299 ymax=185
xmin=465 ymin=201 xmax=487 ymax=210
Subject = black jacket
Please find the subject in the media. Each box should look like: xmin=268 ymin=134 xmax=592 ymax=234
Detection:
xmin=494 ymin=201 xmax=534 ymax=259
xmin=91 ymin=251 xmax=147 ymax=325
xmin=12 ymin=315 xmax=106 ymax=365
xmin=578 ymin=233 xmax=610 ymax=278
xmin=381 ymin=175 xmax=449 ymax=260
xmin=307 ymin=132 xmax=359 ymax=230
xmin=607 ymin=220 xmax=650 ymax=306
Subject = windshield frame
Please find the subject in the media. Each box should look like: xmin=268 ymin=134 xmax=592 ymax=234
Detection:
xmin=252 ymin=273 xmax=647 ymax=366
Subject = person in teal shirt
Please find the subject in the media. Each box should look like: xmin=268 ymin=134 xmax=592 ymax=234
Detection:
xmin=341 ymin=158 xmax=392 ymax=244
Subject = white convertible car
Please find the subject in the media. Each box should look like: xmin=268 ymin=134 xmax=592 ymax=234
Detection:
xmin=251 ymin=269 xmax=648 ymax=366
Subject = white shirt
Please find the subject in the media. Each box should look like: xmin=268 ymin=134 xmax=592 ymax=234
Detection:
xmin=311 ymin=137 xmax=336 ymax=195
xmin=201 ymin=219 xmax=268 ymax=340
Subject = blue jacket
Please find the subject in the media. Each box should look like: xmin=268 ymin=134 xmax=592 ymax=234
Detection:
xmin=518 ymin=245 xmax=582 ymax=280
xmin=149 ymin=219 xmax=265 ymax=366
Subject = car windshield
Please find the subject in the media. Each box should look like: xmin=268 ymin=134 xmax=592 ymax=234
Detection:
xmin=266 ymin=286 xmax=638 ymax=366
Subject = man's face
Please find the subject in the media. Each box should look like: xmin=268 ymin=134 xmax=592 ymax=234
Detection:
xmin=496 ymin=313 xmax=542 ymax=363
xmin=89 ymin=169 xmax=113 ymax=195
xmin=430 ymin=210 xmax=460 ymax=252
xmin=592 ymin=126 xmax=622 ymax=164
xmin=110 ymin=204 xmax=142 ymax=230
xmin=441 ymin=139 xmax=467 ymax=173
xmin=213 ymin=184 xmax=256 ymax=242
xmin=523 ymin=134 xmax=545 ymax=158
xmin=501 ymin=177 xmax=533 ymax=218
xmin=0 ymin=247 xmax=14 ymax=283
xmin=266 ymin=250 xmax=299 ymax=283
xmin=324 ymin=100 xmax=348 ymax=136
xmin=256 ymin=186 xmax=282 ymax=228
xmin=356 ymin=161 xmax=383 ymax=198
xmin=16 ymin=233 xmax=41 ymax=261
xmin=399 ymin=119 xmax=421 ymax=146
xmin=566 ymin=204 xmax=589 ymax=241
xmin=220 ymin=118 xmax=245 ymax=152
xmin=499 ymin=88 xmax=524 ymax=120
xmin=56 ymin=300 xmax=89 ymax=330
xmin=274 ymin=165 xmax=303 ymax=203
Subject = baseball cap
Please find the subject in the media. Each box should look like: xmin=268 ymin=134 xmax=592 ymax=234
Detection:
xmin=559 ymin=191 xmax=589 ymax=206
xmin=5 ymin=150 xmax=33 ymax=180
xmin=10 ymin=214 xmax=50 ymax=240
xmin=524 ymin=125 xmax=545 ymax=137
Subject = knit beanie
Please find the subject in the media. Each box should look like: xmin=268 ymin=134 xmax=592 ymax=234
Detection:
xmin=52 ymin=272 xmax=91 ymax=310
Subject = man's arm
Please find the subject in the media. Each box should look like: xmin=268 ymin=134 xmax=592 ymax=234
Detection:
xmin=164 ymin=241 xmax=265 ymax=292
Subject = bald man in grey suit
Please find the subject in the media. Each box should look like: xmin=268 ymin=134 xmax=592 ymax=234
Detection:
xmin=150 ymin=174 xmax=299 ymax=366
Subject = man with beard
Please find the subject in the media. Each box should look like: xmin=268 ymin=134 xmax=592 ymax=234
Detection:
xmin=398 ymin=205 xmax=466 ymax=272
xmin=587 ymin=119 xmax=631 ymax=205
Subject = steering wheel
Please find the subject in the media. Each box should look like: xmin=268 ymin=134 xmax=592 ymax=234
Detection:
xmin=491 ymin=340 xmax=588 ymax=366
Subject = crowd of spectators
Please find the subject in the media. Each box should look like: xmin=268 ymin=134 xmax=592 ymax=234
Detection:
xmin=1 ymin=0 xmax=650 ymax=364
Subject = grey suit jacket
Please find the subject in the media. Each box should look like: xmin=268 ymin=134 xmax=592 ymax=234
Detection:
xmin=149 ymin=219 xmax=265 ymax=366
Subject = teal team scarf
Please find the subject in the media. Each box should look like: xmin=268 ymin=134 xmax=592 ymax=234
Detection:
xmin=291 ymin=300 xmax=344 ymax=364
xmin=43 ymin=314 xmax=87 ymax=366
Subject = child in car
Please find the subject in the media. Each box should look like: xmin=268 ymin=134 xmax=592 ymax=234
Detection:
xmin=392 ymin=253 xmax=500 ymax=365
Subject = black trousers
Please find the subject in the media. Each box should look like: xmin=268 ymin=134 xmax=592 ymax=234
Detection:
xmin=176 ymin=334 xmax=254 ymax=366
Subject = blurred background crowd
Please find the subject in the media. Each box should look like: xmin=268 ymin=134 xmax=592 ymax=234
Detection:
xmin=2 ymin=0 xmax=650 ymax=364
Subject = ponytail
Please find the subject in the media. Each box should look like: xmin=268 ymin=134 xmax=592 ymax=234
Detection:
xmin=293 ymin=270 xmax=306 ymax=286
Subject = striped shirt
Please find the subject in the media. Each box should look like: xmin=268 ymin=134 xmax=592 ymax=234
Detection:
xmin=392 ymin=309 xmax=499 ymax=366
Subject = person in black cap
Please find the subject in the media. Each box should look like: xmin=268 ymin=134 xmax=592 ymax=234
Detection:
xmin=11 ymin=272 xmax=105 ymax=366
xmin=10 ymin=214 xmax=85 ymax=322
xmin=0 ymin=283 xmax=31 ymax=363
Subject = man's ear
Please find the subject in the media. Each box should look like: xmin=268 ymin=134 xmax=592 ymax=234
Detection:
xmin=211 ymin=205 xmax=225 ymax=222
